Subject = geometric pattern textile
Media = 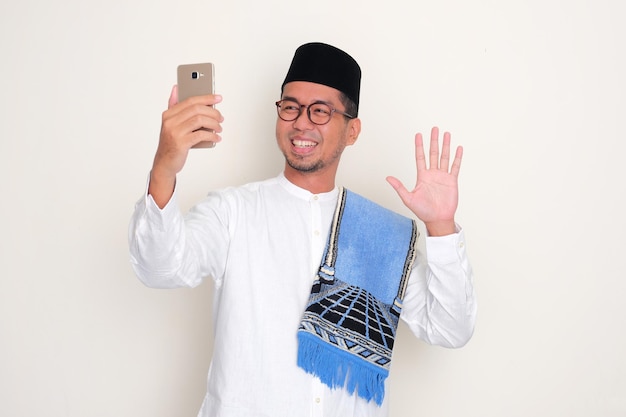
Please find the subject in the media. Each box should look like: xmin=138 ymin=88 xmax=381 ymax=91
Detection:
xmin=297 ymin=188 xmax=418 ymax=405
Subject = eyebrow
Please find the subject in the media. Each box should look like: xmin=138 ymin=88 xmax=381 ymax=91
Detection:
xmin=281 ymin=95 xmax=334 ymax=106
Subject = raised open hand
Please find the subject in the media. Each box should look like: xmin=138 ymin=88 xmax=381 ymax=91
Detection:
xmin=386 ymin=127 xmax=462 ymax=236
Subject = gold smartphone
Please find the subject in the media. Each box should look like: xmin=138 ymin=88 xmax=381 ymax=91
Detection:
xmin=177 ymin=63 xmax=215 ymax=148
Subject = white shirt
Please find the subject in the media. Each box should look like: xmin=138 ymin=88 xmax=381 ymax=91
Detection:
xmin=128 ymin=173 xmax=476 ymax=417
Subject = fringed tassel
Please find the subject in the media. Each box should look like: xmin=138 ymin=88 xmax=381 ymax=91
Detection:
xmin=297 ymin=332 xmax=388 ymax=405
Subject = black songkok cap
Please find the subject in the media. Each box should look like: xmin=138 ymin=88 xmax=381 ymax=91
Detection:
xmin=282 ymin=42 xmax=361 ymax=115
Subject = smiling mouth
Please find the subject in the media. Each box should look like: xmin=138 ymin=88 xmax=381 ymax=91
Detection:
xmin=292 ymin=139 xmax=317 ymax=148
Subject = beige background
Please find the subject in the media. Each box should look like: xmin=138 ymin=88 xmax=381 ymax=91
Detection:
xmin=1 ymin=0 xmax=625 ymax=416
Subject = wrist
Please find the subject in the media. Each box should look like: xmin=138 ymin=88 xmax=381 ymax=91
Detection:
xmin=150 ymin=165 xmax=176 ymax=185
xmin=148 ymin=169 xmax=176 ymax=209
xmin=424 ymin=220 xmax=456 ymax=237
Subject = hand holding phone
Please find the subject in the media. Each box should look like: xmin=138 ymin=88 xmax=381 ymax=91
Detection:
xmin=177 ymin=63 xmax=216 ymax=148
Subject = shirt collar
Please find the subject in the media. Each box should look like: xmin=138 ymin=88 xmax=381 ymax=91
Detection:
xmin=277 ymin=172 xmax=339 ymax=202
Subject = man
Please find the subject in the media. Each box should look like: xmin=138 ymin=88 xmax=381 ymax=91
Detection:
xmin=129 ymin=42 xmax=476 ymax=417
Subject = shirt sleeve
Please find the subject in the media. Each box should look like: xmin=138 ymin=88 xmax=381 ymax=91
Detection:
xmin=399 ymin=227 xmax=477 ymax=348
xmin=127 ymin=177 xmax=229 ymax=289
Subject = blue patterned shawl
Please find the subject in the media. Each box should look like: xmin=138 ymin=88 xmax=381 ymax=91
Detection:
xmin=297 ymin=187 xmax=418 ymax=405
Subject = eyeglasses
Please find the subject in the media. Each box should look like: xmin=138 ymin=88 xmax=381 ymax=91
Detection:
xmin=275 ymin=99 xmax=355 ymax=125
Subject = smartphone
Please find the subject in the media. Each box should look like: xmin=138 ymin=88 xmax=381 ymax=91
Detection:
xmin=177 ymin=63 xmax=216 ymax=148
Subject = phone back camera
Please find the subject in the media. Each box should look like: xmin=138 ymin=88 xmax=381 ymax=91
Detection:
xmin=191 ymin=71 xmax=199 ymax=79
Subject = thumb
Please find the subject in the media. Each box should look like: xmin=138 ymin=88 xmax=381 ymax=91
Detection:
xmin=168 ymin=85 xmax=178 ymax=109
xmin=386 ymin=176 xmax=411 ymax=206
xmin=386 ymin=176 xmax=405 ymax=192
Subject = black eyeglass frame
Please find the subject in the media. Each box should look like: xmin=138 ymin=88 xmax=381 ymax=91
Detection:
xmin=275 ymin=99 xmax=355 ymax=125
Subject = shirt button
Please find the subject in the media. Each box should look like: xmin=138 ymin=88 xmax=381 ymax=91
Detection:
xmin=459 ymin=241 xmax=465 ymax=248
xmin=314 ymin=230 xmax=320 ymax=236
xmin=315 ymin=397 xmax=321 ymax=403
xmin=312 ymin=195 xmax=319 ymax=201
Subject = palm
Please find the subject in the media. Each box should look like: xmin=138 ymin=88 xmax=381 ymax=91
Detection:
xmin=387 ymin=127 xmax=462 ymax=227
xmin=403 ymin=166 xmax=459 ymax=222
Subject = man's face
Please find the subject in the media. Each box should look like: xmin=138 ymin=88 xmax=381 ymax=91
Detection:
xmin=276 ymin=81 xmax=360 ymax=177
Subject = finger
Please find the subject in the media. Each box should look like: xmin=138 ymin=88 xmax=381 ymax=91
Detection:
xmin=386 ymin=176 xmax=411 ymax=205
xmin=167 ymin=93 xmax=223 ymax=120
xmin=182 ymin=93 xmax=223 ymax=108
xmin=174 ymin=97 xmax=223 ymax=125
xmin=189 ymin=128 xmax=222 ymax=147
xmin=450 ymin=146 xmax=463 ymax=177
xmin=181 ymin=111 xmax=224 ymax=137
xmin=440 ymin=131 xmax=451 ymax=172
xmin=414 ymin=133 xmax=426 ymax=172
xmin=168 ymin=85 xmax=178 ymax=109
xmin=429 ymin=126 xmax=440 ymax=170
xmin=162 ymin=106 xmax=222 ymax=144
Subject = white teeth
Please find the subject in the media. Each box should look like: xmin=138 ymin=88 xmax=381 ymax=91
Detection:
xmin=293 ymin=140 xmax=316 ymax=147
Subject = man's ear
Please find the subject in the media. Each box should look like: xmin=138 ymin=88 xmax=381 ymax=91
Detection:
xmin=346 ymin=118 xmax=361 ymax=146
